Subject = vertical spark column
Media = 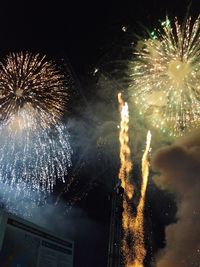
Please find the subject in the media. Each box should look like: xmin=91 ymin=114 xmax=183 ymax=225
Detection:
xmin=118 ymin=93 xmax=152 ymax=267
xmin=118 ymin=93 xmax=134 ymax=266
xmin=133 ymin=131 xmax=151 ymax=267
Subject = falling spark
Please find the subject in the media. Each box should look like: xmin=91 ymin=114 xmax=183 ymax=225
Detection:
xmin=0 ymin=52 xmax=72 ymax=210
xmin=129 ymin=16 xmax=200 ymax=136
xmin=133 ymin=131 xmax=151 ymax=267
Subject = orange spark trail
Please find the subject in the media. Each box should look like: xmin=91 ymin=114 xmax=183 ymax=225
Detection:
xmin=118 ymin=93 xmax=151 ymax=267
xmin=118 ymin=93 xmax=134 ymax=199
xmin=133 ymin=131 xmax=152 ymax=267
xmin=118 ymin=93 xmax=135 ymax=266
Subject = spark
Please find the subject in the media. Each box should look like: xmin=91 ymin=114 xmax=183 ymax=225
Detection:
xmin=0 ymin=52 xmax=72 ymax=208
xmin=93 ymin=68 xmax=99 ymax=76
xmin=129 ymin=16 xmax=200 ymax=136
xmin=122 ymin=26 xmax=128 ymax=32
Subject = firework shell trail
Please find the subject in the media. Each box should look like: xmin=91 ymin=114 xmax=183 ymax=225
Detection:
xmin=118 ymin=93 xmax=134 ymax=199
xmin=0 ymin=52 xmax=72 ymax=208
xmin=118 ymin=93 xmax=135 ymax=266
xmin=133 ymin=131 xmax=151 ymax=267
xmin=129 ymin=16 xmax=200 ymax=136
xmin=118 ymin=92 xmax=152 ymax=266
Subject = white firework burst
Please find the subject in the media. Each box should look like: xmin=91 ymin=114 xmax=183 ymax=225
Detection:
xmin=129 ymin=16 xmax=200 ymax=136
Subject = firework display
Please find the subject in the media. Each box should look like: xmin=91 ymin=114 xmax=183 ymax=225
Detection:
xmin=0 ymin=52 xmax=72 ymax=201
xmin=129 ymin=16 xmax=200 ymax=136
xmin=1 ymin=11 xmax=198 ymax=266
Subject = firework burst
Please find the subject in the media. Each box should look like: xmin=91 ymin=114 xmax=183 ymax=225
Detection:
xmin=0 ymin=52 xmax=69 ymax=127
xmin=0 ymin=52 xmax=72 ymax=207
xmin=129 ymin=16 xmax=200 ymax=136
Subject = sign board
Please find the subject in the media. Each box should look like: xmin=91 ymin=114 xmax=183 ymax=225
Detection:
xmin=0 ymin=211 xmax=74 ymax=267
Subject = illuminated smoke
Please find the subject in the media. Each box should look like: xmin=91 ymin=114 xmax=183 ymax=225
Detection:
xmin=152 ymin=130 xmax=200 ymax=267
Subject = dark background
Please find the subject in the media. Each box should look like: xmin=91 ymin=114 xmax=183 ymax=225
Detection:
xmin=0 ymin=1 xmax=200 ymax=267
xmin=1 ymin=0 xmax=199 ymax=73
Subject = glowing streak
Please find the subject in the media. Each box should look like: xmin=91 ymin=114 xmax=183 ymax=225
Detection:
xmin=133 ymin=131 xmax=151 ymax=267
xmin=118 ymin=93 xmax=134 ymax=199
xmin=118 ymin=93 xmax=134 ymax=265
xmin=118 ymin=94 xmax=151 ymax=267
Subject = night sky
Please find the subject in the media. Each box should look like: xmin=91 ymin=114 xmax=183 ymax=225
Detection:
xmin=0 ymin=1 xmax=200 ymax=267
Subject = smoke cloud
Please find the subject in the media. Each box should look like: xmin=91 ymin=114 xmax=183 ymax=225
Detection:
xmin=152 ymin=130 xmax=200 ymax=267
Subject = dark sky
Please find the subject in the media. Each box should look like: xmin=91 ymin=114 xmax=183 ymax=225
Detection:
xmin=1 ymin=1 xmax=200 ymax=267
xmin=1 ymin=0 xmax=199 ymax=73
